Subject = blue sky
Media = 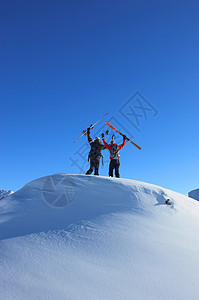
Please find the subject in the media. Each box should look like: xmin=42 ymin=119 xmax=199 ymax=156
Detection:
xmin=1 ymin=0 xmax=199 ymax=194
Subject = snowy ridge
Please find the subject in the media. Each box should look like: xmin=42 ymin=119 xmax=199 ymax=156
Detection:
xmin=0 ymin=190 xmax=14 ymax=200
xmin=0 ymin=175 xmax=199 ymax=300
xmin=188 ymin=188 xmax=199 ymax=201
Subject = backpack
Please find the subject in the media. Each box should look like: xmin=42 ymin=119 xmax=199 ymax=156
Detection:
xmin=110 ymin=144 xmax=120 ymax=159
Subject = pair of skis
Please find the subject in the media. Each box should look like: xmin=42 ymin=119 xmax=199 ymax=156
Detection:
xmin=105 ymin=122 xmax=141 ymax=150
xmin=72 ymin=113 xmax=109 ymax=143
xmin=73 ymin=113 xmax=141 ymax=150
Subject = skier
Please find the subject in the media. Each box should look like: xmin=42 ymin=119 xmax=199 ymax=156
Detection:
xmin=102 ymin=134 xmax=126 ymax=178
xmin=86 ymin=127 xmax=107 ymax=176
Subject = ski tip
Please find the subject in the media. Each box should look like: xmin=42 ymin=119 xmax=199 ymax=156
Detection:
xmin=132 ymin=142 xmax=141 ymax=150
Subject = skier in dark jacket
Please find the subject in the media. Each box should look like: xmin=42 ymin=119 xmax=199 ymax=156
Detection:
xmin=102 ymin=134 xmax=125 ymax=178
xmin=86 ymin=128 xmax=106 ymax=176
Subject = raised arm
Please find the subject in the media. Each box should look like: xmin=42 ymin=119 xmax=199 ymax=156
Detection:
xmin=118 ymin=137 xmax=125 ymax=150
xmin=102 ymin=137 xmax=112 ymax=151
xmin=87 ymin=128 xmax=92 ymax=144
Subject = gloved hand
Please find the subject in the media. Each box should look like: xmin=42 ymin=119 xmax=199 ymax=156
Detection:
xmin=123 ymin=135 xmax=127 ymax=140
xmin=101 ymin=133 xmax=104 ymax=138
xmin=87 ymin=127 xmax=90 ymax=133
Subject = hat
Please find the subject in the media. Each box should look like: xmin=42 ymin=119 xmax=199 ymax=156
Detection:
xmin=95 ymin=137 xmax=101 ymax=142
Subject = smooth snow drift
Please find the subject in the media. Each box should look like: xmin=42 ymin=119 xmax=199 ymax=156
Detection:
xmin=0 ymin=175 xmax=199 ymax=300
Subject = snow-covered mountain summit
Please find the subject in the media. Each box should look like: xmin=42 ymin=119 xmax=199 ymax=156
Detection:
xmin=188 ymin=188 xmax=199 ymax=201
xmin=1 ymin=175 xmax=199 ymax=300
xmin=0 ymin=189 xmax=14 ymax=200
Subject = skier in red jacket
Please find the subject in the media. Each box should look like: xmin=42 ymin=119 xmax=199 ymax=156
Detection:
xmin=102 ymin=134 xmax=126 ymax=178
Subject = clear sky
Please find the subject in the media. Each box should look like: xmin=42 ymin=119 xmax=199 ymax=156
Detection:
xmin=1 ymin=0 xmax=199 ymax=194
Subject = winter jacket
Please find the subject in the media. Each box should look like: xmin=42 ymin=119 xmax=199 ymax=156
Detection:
xmin=87 ymin=132 xmax=106 ymax=161
xmin=102 ymin=138 xmax=125 ymax=160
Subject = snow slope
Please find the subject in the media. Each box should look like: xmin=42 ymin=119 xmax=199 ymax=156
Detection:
xmin=188 ymin=188 xmax=199 ymax=201
xmin=0 ymin=175 xmax=199 ymax=300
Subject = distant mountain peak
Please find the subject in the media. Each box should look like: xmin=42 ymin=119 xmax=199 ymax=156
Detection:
xmin=188 ymin=188 xmax=199 ymax=201
xmin=0 ymin=189 xmax=14 ymax=200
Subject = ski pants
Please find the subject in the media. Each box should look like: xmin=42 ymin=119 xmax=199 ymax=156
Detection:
xmin=86 ymin=158 xmax=100 ymax=175
xmin=109 ymin=159 xmax=120 ymax=178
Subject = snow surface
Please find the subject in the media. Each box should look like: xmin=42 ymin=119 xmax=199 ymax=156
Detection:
xmin=0 ymin=174 xmax=199 ymax=300
xmin=188 ymin=188 xmax=199 ymax=201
